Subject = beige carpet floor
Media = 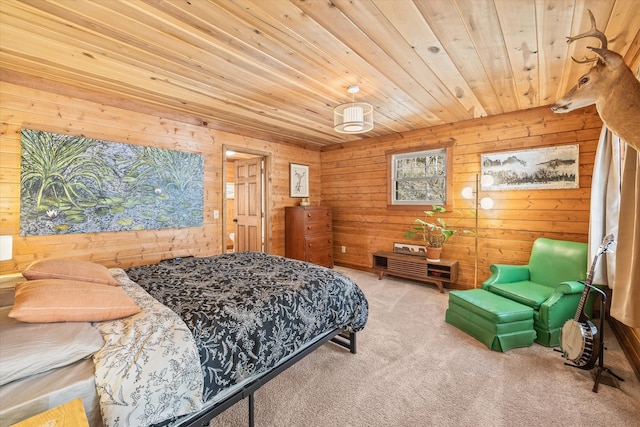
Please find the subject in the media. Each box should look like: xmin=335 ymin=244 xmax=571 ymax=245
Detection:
xmin=209 ymin=266 xmax=640 ymax=426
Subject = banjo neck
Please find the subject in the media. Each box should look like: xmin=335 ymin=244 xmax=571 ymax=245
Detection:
xmin=574 ymin=234 xmax=614 ymax=322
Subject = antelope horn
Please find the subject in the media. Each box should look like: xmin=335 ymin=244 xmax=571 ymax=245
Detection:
xmin=566 ymin=9 xmax=608 ymax=50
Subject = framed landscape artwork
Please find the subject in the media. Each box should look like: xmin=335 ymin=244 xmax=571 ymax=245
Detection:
xmin=481 ymin=144 xmax=579 ymax=191
xmin=393 ymin=242 xmax=426 ymax=256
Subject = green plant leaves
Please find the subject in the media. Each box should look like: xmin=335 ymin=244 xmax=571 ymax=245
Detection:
xmin=405 ymin=205 xmax=472 ymax=247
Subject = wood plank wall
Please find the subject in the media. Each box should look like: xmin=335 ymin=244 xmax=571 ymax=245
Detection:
xmin=0 ymin=81 xmax=320 ymax=273
xmin=322 ymin=104 xmax=603 ymax=290
xmin=0 ymin=76 xmax=638 ymax=380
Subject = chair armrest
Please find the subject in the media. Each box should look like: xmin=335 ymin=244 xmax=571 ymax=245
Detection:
xmin=482 ymin=264 xmax=530 ymax=289
xmin=539 ymin=281 xmax=586 ymax=329
xmin=554 ymin=280 xmax=585 ymax=295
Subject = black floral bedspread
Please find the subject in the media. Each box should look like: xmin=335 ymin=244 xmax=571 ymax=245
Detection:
xmin=125 ymin=252 xmax=368 ymax=402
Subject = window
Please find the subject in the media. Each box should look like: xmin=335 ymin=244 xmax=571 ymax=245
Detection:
xmin=388 ymin=145 xmax=452 ymax=206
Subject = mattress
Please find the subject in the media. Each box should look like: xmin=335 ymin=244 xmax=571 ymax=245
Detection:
xmin=0 ymin=359 xmax=103 ymax=427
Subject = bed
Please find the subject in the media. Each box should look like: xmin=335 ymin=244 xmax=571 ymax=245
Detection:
xmin=0 ymin=252 xmax=368 ymax=427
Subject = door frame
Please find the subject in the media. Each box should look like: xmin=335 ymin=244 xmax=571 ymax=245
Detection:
xmin=222 ymin=144 xmax=271 ymax=253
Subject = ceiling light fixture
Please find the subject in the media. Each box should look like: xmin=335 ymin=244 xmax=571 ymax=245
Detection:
xmin=333 ymin=85 xmax=374 ymax=134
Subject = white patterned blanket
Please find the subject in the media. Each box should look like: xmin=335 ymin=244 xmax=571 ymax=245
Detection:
xmin=92 ymin=269 xmax=203 ymax=427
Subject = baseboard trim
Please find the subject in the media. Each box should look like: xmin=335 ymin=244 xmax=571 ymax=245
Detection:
xmin=334 ymin=262 xmax=372 ymax=273
xmin=608 ymin=318 xmax=640 ymax=382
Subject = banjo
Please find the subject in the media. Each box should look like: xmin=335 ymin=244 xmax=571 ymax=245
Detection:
xmin=560 ymin=234 xmax=615 ymax=369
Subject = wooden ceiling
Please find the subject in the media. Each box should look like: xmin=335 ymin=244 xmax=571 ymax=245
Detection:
xmin=1 ymin=0 xmax=639 ymax=148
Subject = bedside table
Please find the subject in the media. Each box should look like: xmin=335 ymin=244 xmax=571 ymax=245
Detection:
xmin=10 ymin=398 xmax=89 ymax=427
xmin=0 ymin=273 xmax=24 ymax=307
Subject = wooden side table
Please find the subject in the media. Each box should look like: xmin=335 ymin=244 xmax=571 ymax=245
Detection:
xmin=0 ymin=273 xmax=25 ymax=307
xmin=372 ymin=251 xmax=458 ymax=293
xmin=11 ymin=398 xmax=89 ymax=427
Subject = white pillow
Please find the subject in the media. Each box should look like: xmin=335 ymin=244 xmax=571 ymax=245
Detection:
xmin=0 ymin=306 xmax=104 ymax=385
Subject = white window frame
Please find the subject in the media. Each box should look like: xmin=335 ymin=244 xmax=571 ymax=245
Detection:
xmin=387 ymin=143 xmax=453 ymax=208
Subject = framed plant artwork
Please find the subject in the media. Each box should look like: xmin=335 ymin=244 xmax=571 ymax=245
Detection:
xmin=290 ymin=163 xmax=309 ymax=197
xmin=19 ymin=128 xmax=204 ymax=236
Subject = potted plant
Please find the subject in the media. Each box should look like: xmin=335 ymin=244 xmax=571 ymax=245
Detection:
xmin=404 ymin=205 xmax=466 ymax=261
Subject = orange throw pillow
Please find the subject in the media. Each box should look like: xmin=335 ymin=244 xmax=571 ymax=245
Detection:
xmin=22 ymin=259 xmax=118 ymax=286
xmin=9 ymin=279 xmax=141 ymax=323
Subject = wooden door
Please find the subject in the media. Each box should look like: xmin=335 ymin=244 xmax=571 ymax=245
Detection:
xmin=234 ymin=157 xmax=263 ymax=252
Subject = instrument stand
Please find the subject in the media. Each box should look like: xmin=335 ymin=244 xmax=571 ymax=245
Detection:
xmin=592 ymin=367 xmax=622 ymax=390
xmin=585 ymin=284 xmax=624 ymax=393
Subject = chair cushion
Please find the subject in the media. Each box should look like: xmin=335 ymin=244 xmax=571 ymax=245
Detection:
xmin=448 ymin=289 xmax=533 ymax=323
xmin=528 ymin=238 xmax=587 ymax=287
xmin=487 ymin=281 xmax=554 ymax=309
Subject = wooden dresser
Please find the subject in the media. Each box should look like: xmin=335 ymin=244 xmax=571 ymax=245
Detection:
xmin=285 ymin=206 xmax=334 ymax=268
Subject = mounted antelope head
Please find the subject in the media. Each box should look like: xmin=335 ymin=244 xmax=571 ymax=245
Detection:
xmin=551 ymin=10 xmax=640 ymax=152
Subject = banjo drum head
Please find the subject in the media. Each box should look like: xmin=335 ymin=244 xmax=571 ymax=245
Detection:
xmin=561 ymin=320 xmax=586 ymax=361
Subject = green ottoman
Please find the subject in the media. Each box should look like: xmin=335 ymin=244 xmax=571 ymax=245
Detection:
xmin=445 ymin=289 xmax=536 ymax=352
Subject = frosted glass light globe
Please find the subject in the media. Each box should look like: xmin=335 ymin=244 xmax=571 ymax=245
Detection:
xmin=461 ymin=186 xmax=474 ymax=199
xmin=481 ymin=175 xmax=494 ymax=187
xmin=480 ymin=197 xmax=494 ymax=210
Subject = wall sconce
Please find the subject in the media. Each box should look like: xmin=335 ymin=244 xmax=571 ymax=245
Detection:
xmin=0 ymin=235 xmax=13 ymax=261
xmin=462 ymin=175 xmax=494 ymax=288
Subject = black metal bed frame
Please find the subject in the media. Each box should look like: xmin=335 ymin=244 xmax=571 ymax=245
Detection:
xmin=178 ymin=328 xmax=356 ymax=427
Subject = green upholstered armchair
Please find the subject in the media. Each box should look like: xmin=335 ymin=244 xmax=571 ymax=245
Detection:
xmin=482 ymin=238 xmax=588 ymax=347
